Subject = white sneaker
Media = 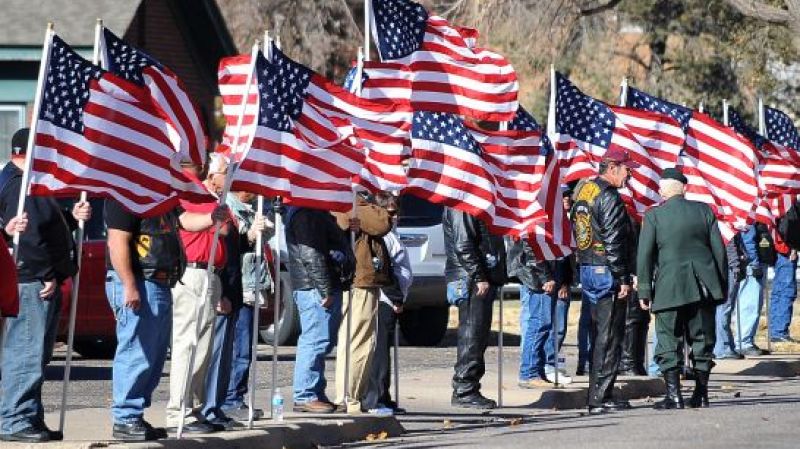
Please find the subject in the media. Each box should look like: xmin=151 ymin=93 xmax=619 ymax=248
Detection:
xmin=544 ymin=369 xmax=573 ymax=385
xmin=368 ymin=407 xmax=394 ymax=417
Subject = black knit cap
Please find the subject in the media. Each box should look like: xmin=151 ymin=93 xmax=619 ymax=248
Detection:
xmin=661 ymin=167 xmax=688 ymax=184
xmin=11 ymin=128 xmax=30 ymax=155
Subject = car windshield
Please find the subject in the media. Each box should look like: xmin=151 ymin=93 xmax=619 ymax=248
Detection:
xmin=398 ymin=196 xmax=442 ymax=228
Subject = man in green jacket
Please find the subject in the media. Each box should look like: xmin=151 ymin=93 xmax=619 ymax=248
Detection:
xmin=637 ymin=168 xmax=727 ymax=410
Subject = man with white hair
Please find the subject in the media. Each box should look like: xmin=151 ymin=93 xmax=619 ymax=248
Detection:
xmin=637 ymin=167 xmax=727 ymax=410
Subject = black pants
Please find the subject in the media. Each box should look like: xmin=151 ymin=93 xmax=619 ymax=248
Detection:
xmin=619 ymin=291 xmax=650 ymax=374
xmin=588 ymin=295 xmax=626 ymax=407
xmin=363 ymin=302 xmax=397 ymax=410
xmin=452 ymin=285 xmax=496 ymax=397
xmin=655 ymin=301 xmax=716 ymax=373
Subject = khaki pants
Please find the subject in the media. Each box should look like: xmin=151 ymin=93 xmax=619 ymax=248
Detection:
xmin=334 ymin=287 xmax=379 ymax=412
xmin=165 ymin=268 xmax=220 ymax=426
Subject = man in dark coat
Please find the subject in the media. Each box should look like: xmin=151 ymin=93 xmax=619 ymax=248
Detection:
xmin=637 ymin=168 xmax=727 ymax=410
xmin=571 ymin=148 xmax=637 ymax=415
xmin=444 ymin=208 xmax=506 ymax=409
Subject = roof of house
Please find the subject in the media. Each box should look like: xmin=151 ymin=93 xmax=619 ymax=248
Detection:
xmin=0 ymin=0 xmax=142 ymax=47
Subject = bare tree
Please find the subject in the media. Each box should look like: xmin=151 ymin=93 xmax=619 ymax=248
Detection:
xmin=725 ymin=0 xmax=800 ymax=50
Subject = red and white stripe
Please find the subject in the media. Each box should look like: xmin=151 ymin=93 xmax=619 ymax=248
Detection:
xmin=301 ymin=72 xmax=412 ymax=192
xmin=681 ymin=112 xmax=760 ymax=241
xmin=217 ymin=54 xmax=258 ymax=156
xmin=529 ymin=154 xmax=574 ymax=260
xmin=369 ymin=15 xmax=518 ymax=121
xmin=29 ymin=74 xmax=213 ymax=217
xmin=141 ymin=66 xmax=208 ymax=166
xmin=229 ymin=125 xmax=364 ymax=212
xmin=467 ymin=124 xmax=548 ymax=236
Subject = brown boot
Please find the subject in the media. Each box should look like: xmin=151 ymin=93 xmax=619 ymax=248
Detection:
xmin=293 ymin=399 xmax=335 ymax=413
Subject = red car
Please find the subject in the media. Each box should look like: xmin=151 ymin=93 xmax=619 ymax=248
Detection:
xmin=57 ymin=198 xmax=275 ymax=358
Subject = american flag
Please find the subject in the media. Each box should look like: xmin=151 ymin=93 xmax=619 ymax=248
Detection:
xmin=627 ymin=87 xmax=759 ymax=241
xmin=29 ymin=35 xmax=213 ymax=216
xmin=492 ymin=108 xmax=573 ymax=258
xmin=765 ymin=106 xmax=800 ymax=150
xmin=406 ymin=110 xmax=547 ymax=236
xmin=553 ymin=73 xmax=681 ymax=219
xmin=370 ymin=0 xmax=518 ymax=121
xmin=217 ymin=53 xmax=258 ymax=156
xmin=229 ymin=51 xmax=365 ymax=212
xmin=101 ymin=28 xmax=208 ymax=166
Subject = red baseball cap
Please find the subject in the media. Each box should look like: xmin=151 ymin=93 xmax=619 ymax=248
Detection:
xmin=602 ymin=147 xmax=640 ymax=168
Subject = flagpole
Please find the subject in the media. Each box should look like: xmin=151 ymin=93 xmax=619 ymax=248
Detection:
xmin=757 ymin=97 xmax=772 ymax=355
xmin=56 ymin=19 xmax=102 ymax=438
xmin=495 ymin=120 xmax=508 ymax=405
xmin=176 ymin=41 xmax=259 ymax=439
xmin=722 ymin=98 xmax=745 ymax=355
xmin=364 ymin=0 xmax=371 ymax=59
xmin=12 ymin=23 xmax=54 ymax=262
xmin=619 ymin=78 xmax=628 ymax=107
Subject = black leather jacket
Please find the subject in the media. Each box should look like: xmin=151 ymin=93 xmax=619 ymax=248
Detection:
xmin=506 ymin=237 xmax=573 ymax=291
xmin=443 ymin=208 xmax=507 ymax=286
xmin=571 ymin=177 xmax=633 ymax=284
xmin=286 ymin=207 xmax=353 ymax=298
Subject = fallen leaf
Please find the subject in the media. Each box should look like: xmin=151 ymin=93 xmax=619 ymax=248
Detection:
xmin=443 ymin=419 xmax=453 ymax=429
xmin=509 ymin=418 xmax=523 ymax=426
xmin=733 ymin=392 xmax=741 ymax=398
xmin=377 ymin=431 xmax=388 ymax=440
xmin=721 ymin=384 xmax=735 ymax=391
xmin=762 ymin=417 xmax=769 ymax=422
xmin=365 ymin=433 xmax=377 ymax=441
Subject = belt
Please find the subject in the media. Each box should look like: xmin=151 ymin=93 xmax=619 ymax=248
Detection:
xmin=186 ymin=262 xmax=223 ymax=275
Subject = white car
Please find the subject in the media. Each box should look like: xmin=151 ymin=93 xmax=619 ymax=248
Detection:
xmin=261 ymin=197 xmax=451 ymax=346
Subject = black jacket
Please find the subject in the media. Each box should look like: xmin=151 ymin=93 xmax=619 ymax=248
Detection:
xmin=506 ymin=237 xmax=572 ymax=292
xmin=0 ymin=163 xmax=77 ymax=283
xmin=286 ymin=207 xmax=353 ymax=298
xmin=727 ymin=233 xmax=748 ymax=282
xmin=571 ymin=177 xmax=633 ymax=284
xmin=443 ymin=208 xmax=506 ymax=286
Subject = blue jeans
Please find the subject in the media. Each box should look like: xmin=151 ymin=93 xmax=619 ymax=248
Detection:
xmin=545 ymin=298 xmax=570 ymax=369
xmin=577 ymin=294 xmax=593 ymax=371
xmin=0 ymin=281 xmax=61 ymax=434
xmin=769 ymin=253 xmax=797 ymax=339
xmin=202 ymin=309 xmax=238 ymax=420
xmin=734 ymin=265 xmax=766 ymax=350
xmin=714 ymin=269 xmax=741 ymax=356
xmin=292 ymin=288 xmax=341 ymax=404
xmin=105 ymin=271 xmax=172 ymax=424
xmin=222 ymin=305 xmax=254 ymax=410
xmin=648 ymin=331 xmax=660 ymax=376
xmin=518 ymin=286 xmax=553 ymax=380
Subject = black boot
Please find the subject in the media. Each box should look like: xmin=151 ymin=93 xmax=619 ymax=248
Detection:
xmin=654 ymin=369 xmax=684 ymax=410
xmin=687 ymin=370 xmax=710 ymax=408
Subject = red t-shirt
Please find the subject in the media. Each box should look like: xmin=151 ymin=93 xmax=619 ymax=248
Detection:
xmin=179 ymin=199 xmax=229 ymax=267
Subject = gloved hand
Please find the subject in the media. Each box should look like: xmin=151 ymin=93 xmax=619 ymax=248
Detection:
xmin=748 ymin=264 xmax=763 ymax=279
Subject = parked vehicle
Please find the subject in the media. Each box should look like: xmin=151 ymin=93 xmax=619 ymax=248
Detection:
xmin=57 ymin=198 xmax=275 ymax=359
xmin=261 ymin=196 xmax=450 ymax=347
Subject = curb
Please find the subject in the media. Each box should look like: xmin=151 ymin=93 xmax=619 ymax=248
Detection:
xmin=718 ymin=358 xmax=800 ymax=377
xmin=529 ymin=377 xmax=665 ymax=410
xmin=4 ymin=416 xmax=404 ymax=449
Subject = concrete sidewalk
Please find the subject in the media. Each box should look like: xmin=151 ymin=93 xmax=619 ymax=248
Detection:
xmin=6 ymin=355 xmax=797 ymax=448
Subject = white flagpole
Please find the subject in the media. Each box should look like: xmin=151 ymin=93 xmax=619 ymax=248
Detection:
xmin=496 ymin=121 xmax=507 ymax=405
xmin=722 ymin=99 xmax=745 ymax=354
xmin=176 ymin=41 xmax=260 ymax=439
xmin=619 ymin=78 xmax=628 ymax=107
xmin=246 ymin=31 xmax=272 ymax=428
xmin=56 ymin=19 xmax=102 ymax=438
xmin=364 ymin=0 xmax=371 ymax=59
xmin=269 ymin=34 xmax=284 ymax=422
xmin=757 ymin=97 xmax=772 ymax=355
xmin=698 ymin=102 xmax=705 ymax=114
xmin=12 ymin=23 xmax=54 ymax=262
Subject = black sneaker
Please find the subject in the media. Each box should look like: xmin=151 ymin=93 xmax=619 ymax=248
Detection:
xmin=451 ymin=393 xmax=497 ymax=410
xmin=113 ymin=420 xmax=154 ymax=442
xmin=0 ymin=426 xmax=50 ymax=443
xmin=208 ymin=416 xmax=241 ymax=431
xmin=602 ymin=400 xmax=632 ymax=411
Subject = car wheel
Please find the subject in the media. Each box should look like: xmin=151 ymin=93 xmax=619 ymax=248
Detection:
xmin=73 ymin=338 xmax=117 ymax=360
xmin=259 ymin=271 xmax=300 ymax=346
xmin=399 ymin=305 xmax=449 ymax=346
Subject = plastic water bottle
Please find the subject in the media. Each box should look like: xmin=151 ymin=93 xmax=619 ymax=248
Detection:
xmin=272 ymin=388 xmax=284 ymax=422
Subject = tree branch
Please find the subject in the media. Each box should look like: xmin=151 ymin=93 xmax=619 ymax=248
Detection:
xmin=724 ymin=0 xmax=793 ymax=24
xmin=576 ymin=0 xmax=622 ymax=16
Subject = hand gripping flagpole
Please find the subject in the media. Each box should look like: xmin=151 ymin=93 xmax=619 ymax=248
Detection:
xmin=11 ymin=23 xmax=54 ymax=263
xmin=176 ymin=41 xmax=259 ymax=439
xmin=56 ymin=19 xmax=102 ymax=438
xmin=758 ymin=97 xmax=772 ymax=355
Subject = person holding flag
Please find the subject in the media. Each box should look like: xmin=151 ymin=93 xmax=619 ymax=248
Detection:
xmin=0 ymin=128 xmax=91 ymax=443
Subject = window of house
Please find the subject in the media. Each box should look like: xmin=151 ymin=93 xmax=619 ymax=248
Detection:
xmin=0 ymin=105 xmax=26 ymax=163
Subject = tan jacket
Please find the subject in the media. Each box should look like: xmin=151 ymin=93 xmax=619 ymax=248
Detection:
xmin=334 ymin=197 xmax=393 ymax=288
